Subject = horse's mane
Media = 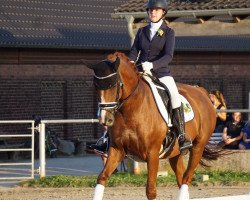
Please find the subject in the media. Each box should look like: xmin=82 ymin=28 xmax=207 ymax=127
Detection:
xmin=107 ymin=52 xmax=139 ymax=74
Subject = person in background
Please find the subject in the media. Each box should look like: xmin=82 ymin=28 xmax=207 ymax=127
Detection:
xmin=209 ymin=90 xmax=227 ymax=133
xmin=220 ymin=112 xmax=245 ymax=149
xmin=239 ymin=121 xmax=250 ymax=150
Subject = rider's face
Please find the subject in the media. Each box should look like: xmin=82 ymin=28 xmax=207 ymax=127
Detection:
xmin=148 ymin=7 xmax=165 ymax=22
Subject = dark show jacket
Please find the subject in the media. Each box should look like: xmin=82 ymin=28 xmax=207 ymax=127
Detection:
xmin=128 ymin=22 xmax=175 ymax=78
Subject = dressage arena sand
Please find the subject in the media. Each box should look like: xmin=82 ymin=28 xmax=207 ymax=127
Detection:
xmin=0 ymin=186 xmax=250 ymax=200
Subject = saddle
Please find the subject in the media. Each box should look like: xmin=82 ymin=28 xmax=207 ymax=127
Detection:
xmin=142 ymin=73 xmax=194 ymax=158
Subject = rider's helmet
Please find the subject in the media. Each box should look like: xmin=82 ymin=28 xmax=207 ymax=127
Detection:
xmin=146 ymin=0 xmax=168 ymax=12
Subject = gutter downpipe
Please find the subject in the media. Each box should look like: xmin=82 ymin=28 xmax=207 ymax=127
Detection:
xmin=125 ymin=15 xmax=135 ymax=46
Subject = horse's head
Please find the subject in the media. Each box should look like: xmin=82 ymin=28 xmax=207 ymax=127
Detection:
xmin=82 ymin=55 xmax=121 ymax=126
xmin=82 ymin=52 xmax=139 ymax=126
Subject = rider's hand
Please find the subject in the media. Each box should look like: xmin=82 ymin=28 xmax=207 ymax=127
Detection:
xmin=142 ymin=62 xmax=153 ymax=74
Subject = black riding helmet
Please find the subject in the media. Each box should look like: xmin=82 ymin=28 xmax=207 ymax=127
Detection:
xmin=146 ymin=0 xmax=168 ymax=15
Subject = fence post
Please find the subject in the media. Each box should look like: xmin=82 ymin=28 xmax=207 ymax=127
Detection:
xmin=39 ymin=123 xmax=46 ymax=178
xmin=31 ymin=121 xmax=35 ymax=179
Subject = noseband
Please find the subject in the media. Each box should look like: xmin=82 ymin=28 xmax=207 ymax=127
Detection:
xmin=96 ymin=71 xmax=140 ymax=115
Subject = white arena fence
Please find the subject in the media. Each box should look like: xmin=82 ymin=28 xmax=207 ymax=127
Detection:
xmin=0 ymin=120 xmax=35 ymax=180
xmin=38 ymin=119 xmax=99 ymax=178
xmin=38 ymin=109 xmax=250 ymax=178
xmin=0 ymin=108 xmax=249 ymax=180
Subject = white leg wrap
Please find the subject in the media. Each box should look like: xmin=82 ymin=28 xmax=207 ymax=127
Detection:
xmin=177 ymin=184 xmax=189 ymax=200
xmin=93 ymin=184 xmax=105 ymax=200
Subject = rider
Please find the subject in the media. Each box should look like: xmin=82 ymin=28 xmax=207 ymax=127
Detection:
xmin=128 ymin=0 xmax=192 ymax=152
xmin=90 ymin=0 xmax=192 ymax=153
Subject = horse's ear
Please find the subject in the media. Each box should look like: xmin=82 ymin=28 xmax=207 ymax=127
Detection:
xmin=80 ymin=59 xmax=95 ymax=69
xmin=114 ymin=57 xmax=120 ymax=71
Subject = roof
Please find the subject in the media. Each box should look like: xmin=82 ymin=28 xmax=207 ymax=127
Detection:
xmin=0 ymin=0 xmax=130 ymax=50
xmin=175 ymin=35 xmax=250 ymax=52
xmin=114 ymin=0 xmax=250 ymax=16
xmin=112 ymin=0 xmax=250 ymax=52
xmin=0 ymin=0 xmax=249 ymax=52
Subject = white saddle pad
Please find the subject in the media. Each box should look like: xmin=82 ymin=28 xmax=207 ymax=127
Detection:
xmin=143 ymin=75 xmax=194 ymax=126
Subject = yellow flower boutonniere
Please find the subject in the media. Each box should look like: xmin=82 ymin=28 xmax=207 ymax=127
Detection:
xmin=157 ymin=29 xmax=164 ymax=37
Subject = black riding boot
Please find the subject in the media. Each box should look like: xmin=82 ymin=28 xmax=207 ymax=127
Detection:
xmin=173 ymin=106 xmax=193 ymax=153
xmin=89 ymin=133 xmax=109 ymax=153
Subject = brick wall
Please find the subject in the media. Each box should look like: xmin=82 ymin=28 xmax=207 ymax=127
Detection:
xmin=0 ymin=49 xmax=249 ymax=145
xmin=0 ymin=76 xmax=100 ymax=143
xmin=172 ymin=64 xmax=250 ymax=112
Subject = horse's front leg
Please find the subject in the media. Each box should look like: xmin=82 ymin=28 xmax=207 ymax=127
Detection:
xmin=146 ymin=152 xmax=160 ymax=200
xmin=93 ymin=147 xmax=124 ymax=200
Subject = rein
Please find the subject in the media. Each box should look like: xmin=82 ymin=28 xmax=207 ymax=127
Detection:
xmin=115 ymin=77 xmax=140 ymax=111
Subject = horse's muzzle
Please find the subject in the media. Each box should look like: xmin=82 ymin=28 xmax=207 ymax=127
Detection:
xmin=98 ymin=108 xmax=115 ymax=127
xmin=99 ymin=114 xmax=114 ymax=126
xmin=98 ymin=102 xmax=117 ymax=126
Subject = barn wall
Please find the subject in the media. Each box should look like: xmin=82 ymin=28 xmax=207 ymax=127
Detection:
xmin=172 ymin=52 xmax=250 ymax=115
xmin=0 ymin=48 xmax=111 ymax=143
xmin=0 ymin=48 xmax=249 ymax=143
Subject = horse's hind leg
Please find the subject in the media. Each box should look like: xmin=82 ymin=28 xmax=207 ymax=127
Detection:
xmin=93 ymin=147 xmax=125 ymax=200
xmin=175 ymin=143 xmax=206 ymax=200
xmin=168 ymin=154 xmax=185 ymax=187
xmin=169 ymin=154 xmax=190 ymax=200
xmin=183 ymin=143 xmax=205 ymax=185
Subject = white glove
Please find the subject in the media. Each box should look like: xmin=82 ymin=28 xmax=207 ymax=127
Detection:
xmin=142 ymin=62 xmax=153 ymax=74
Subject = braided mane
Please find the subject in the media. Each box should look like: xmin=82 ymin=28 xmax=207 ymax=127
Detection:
xmin=107 ymin=52 xmax=139 ymax=74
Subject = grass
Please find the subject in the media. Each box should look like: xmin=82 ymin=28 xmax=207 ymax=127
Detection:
xmin=20 ymin=171 xmax=250 ymax=188
xmin=194 ymin=171 xmax=250 ymax=186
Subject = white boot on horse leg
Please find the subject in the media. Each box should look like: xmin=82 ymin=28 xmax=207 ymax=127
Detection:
xmin=177 ymin=184 xmax=189 ymax=200
xmin=93 ymin=184 xmax=105 ymax=200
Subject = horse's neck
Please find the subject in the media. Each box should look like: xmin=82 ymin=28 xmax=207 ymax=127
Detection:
xmin=121 ymin=78 xmax=150 ymax=113
xmin=120 ymin=66 xmax=139 ymax=99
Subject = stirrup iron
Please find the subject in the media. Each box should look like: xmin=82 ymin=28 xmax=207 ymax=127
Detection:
xmin=178 ymin=134 xmax=193 ymax=152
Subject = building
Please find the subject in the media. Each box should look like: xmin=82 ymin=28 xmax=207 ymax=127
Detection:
xmin=0 ymin=0 xmax=249 ymax=147
xmin=0 ymin=0 xmax=130 ymax=143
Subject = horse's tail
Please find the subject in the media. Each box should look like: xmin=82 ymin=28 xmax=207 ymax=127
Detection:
xmin=199 ymin=143 xmax=232 ymax=168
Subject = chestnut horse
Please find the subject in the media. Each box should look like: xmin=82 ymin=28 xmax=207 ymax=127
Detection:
xmin=86 ymin=52 xmax=220 ymax=200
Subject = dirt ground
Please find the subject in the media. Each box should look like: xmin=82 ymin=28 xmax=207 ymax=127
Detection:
xmin=0 ymin=186 xmax=250 ymax=200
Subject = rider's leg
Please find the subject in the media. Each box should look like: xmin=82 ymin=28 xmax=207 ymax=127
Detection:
xmin=159 ymin=76 xmax=192 ymax=152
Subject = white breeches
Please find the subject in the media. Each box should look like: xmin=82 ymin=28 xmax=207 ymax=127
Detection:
xmin=159 ymin=76 xmax=181 ymax=109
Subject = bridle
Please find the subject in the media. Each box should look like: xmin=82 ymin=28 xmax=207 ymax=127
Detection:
xmin=96 ymin=70 xmax=140 ymax=116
